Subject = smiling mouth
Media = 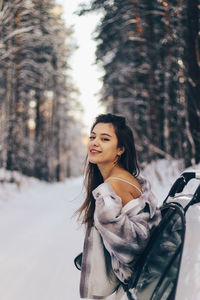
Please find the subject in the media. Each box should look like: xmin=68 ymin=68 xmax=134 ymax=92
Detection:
xmin=90 ymin=149 xmax=101 ymax=154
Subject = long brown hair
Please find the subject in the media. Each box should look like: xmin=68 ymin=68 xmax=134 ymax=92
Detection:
xmin=77 ymin=113 xmax=140 ymax=227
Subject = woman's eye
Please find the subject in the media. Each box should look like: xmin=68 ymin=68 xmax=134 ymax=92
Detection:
xmin=89 ymin=136 xmax=109 ymax=141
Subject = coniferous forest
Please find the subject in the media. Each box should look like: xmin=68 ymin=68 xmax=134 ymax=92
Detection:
xmin=78 ymin=0 xmax=200 ymax=168
xmin=0 ymin=0 xmax=200 ymax=181
xmin=0 ymin=0 xmax=83 ymax=181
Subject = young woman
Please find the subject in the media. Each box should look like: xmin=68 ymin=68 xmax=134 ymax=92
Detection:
xmin=76 ymin=113 xmax=161 ymax=300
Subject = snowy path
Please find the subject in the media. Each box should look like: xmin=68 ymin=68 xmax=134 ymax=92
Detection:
xmin=0 ymin=160 xmax=199 ymax=300
xmin=0 ymin=177 xmax=84 ymax=300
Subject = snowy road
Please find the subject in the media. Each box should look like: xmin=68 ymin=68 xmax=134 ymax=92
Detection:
xmin=0 ymin=177 xmax=84 ymax=300
xmin=0 ymin=160 xmax=199 ymax=300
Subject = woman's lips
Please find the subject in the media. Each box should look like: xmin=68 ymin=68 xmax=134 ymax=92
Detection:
xmin=90 ymin=149 xmax=101 ymax=154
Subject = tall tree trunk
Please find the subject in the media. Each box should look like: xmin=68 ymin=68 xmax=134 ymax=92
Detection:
xmin=185 ymin=0 xmax=200 ymax=164
xmin=6 ymin=37 xmax=15 ymax=170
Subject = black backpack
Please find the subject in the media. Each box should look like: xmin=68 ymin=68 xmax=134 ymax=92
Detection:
xmin=125 ymin=171 xmax=200 ymax=300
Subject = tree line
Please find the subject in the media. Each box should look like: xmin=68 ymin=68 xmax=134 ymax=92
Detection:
xmin=78 ymin=0 xmax=200 ymax=168
xmin=0 ymin=0 xmax=83 ymax=181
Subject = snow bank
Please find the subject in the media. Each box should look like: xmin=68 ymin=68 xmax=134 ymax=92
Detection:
xmin=142 ymin=159 xmax=200 ymax=205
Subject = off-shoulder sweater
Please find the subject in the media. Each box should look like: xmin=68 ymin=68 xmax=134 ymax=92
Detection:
xmin=79 ymin=176 xmax=161 ymax=299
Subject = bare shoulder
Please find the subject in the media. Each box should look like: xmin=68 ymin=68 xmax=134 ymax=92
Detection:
xmin=106 ymin=171 xmax=142 ymax=206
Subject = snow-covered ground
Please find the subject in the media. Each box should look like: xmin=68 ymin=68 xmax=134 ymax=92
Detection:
xmin=0 ymin=175 xmax=85 ymax=300
xmin=0 ymin=160 xmax=199 ymax=300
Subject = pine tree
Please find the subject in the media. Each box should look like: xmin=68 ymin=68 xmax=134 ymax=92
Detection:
xmin=78 ymin=0 xmax=200 ymax=167
xmin=0 ymin=0 xmax=82 ymax=181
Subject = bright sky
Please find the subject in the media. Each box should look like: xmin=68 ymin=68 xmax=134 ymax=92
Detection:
xmin=56 ymin=0 xmax=105 ymax=133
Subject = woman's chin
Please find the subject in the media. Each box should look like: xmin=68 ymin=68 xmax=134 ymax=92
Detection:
xmin=88 ymin=159 xmax=99 ymax=164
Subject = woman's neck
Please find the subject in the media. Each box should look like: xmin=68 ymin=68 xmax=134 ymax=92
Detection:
xmin=97 ymin=163 xmax=123 ymax=180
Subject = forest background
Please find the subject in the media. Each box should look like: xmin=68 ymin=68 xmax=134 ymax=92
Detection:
xmin=0 ymin=0 xmax=199 ymax=182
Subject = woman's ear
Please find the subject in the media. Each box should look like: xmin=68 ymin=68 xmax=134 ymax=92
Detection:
xmin=118 ymin=146 xmax=125 ymax=156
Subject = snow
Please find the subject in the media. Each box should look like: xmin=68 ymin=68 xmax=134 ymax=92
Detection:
xmin=0 ymin=160 xmax=199 ymax=300
xmin=0 ymin=174 xmax=85 ymax=300
xmin=142 ymin=159 xmax=200 ymax=205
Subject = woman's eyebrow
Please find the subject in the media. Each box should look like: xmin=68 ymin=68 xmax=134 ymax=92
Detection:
xmin=101 ymin=133 xmax=112 ymax=137
xmin=90 ymin=131 xmax=112 ymax=137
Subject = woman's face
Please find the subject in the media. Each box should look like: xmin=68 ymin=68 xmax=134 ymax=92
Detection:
xmin=87 ymin=122 xmax=123 ymax=165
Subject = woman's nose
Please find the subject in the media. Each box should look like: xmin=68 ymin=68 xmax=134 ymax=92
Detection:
xmin=91 ymin=138 xmax=99 ymax=146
